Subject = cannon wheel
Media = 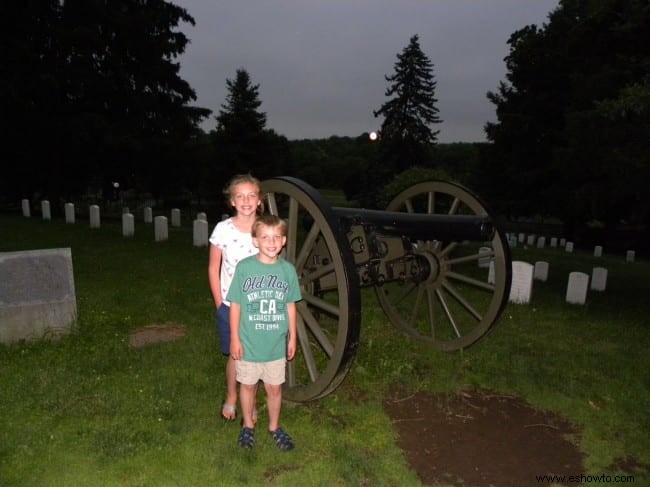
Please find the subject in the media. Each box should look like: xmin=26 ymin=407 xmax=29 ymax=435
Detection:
xmin=261 ymin=177 xmax=361 ymax=401
xmin=375 ymin=181 xmax=512 ymax=351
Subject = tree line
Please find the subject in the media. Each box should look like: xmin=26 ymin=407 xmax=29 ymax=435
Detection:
xmin=1 ymin=1 xmax=648 ymax=245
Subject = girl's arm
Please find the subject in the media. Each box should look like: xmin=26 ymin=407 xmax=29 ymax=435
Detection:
xmin=208 ymin=244 xmax=223 ymax=308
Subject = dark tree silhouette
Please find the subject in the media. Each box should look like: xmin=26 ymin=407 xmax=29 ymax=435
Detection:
xmin=374 ymin=34 xmax=442 ymax=174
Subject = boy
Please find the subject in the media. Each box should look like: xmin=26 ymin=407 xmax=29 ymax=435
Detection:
xmin=227 ymin=214 xmax=301 ymax=451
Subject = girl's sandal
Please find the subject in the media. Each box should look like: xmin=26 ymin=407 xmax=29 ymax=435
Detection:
xmin=221 ymin=402 xmax=237 ymax=421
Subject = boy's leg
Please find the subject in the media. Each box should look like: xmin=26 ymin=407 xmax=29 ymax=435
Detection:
xmin=265 ymin=382 xmax=282 ymax=431
xmin=240 ymin=383 xmax=257 ymax=429
xmin=225 ymin=356 xmax=237 ymax=406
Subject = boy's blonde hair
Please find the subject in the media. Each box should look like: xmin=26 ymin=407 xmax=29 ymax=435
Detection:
xmin=252 ymin=214 xmax=287 ymax=237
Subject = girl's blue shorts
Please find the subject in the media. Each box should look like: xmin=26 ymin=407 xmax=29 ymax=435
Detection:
xmin=216 ymin=303 xmax=231 ymax=356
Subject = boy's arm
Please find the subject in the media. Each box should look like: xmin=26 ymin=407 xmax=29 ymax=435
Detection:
xmin=286 ymin=302 xmax=297 ymax=361
xmin=229 ymin=302 xmax=243 ymax=360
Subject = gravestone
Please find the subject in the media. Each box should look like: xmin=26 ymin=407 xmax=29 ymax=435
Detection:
xmin=196 ymin=212 xmax=207 ymax=221
xmin=550 ymin=237 xmax=558 ymax=248
xmin=64 ymin=203 xmax=75 ymax=224
xmin=193 ymin=219 xmax=209 ymax=247
xmin=171 ymin=208 xmax=181 ymax=227
xmin=154 ymin=216 xmax=168 ymax=242
xmin=122 ymin=213 xmax=135 ymax=237
xmin=509 ymin=261 xmax=534 ymax=304
xmin=21 ymin=199 xmax=30 ymax=217
xmin=565 ymin=241 xmax=574 ymax=253
xmin=591 ymin=267 xmax=607 ymax=292
xmin=594 ymin=245 xmax=603 ymax=257
xmin=478 ymin=246 xmax=492 ymax=268
xmin=534 ymin=261 xmax=549 ymax=282
xmin=89 ymin=205 xmax=101 ymax=229
xmin=566 ymin=272 xmax=589 ymax=305
xmin=144 ymin=206 xmax=153 ymax=223
xmin=626 ymin=250 xmax=635 ymax=263
xmin=41 ymin=200 xmax=51 ymax=220
xmin=537 ymin=236 xmax=546 ymax=249
xmin=518 ymin=233 xmax=525 ymax=243
xmin=560 ymin=238 xmax=566 ymax=247
xmin=0 ymin=248 xmax=77 ymax=344
xmin=526 ymin=235 xmax=535 ymax=246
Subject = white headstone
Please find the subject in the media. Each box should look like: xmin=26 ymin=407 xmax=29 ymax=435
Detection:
xmin=122 ymin=213 xmax=135 ymax=237
xmin=41 ymin=200 xmax=51 ymax=220
xmin=560 ymin=238 xmax=566 ymax=247
xmin=550 ymin=237 xmax=558 ymax=248
xmin=508 ymin=235 xmax=517 ymax=248
xmin=626 ymin=250 xmax=635 ymax=263
xmin=565 ymin=241 xmax=574 ymax=253
xmin=478 ymin=246 xmax=492 ymax=268
xmin=0 ymin=248 xmax=77 ymax=344
xmin=21 ymin=199 xmax=30 ymax=217
xmin=591 ymin=267 xmax=607 ymax=291
xmin=526 ymin=235 xmax=535 ymax=246
xmin=593 ymin=245 xmax=602 ymax=257
xmin=566 ymin=272 xmax=589 ymax=305
xmin=64 ymin=203 xmax=75 ymax=224
xmin=171 ymin=208 xmax=181 ymax=227
xmin=518 ymin=233 xmax=525 ymax=243
xmin=89 ymin=205 xmax=101 ymax=229
xmin=122 ymin=207 xmax=130 ymax=214
xmin=154 ymin=216 xmax=168 ymax=242
xmin=509 ymin=261 xmax=534 ymax=304
xmin=534 ymin=261 xmax=549 ymax=282
xmin=536 ymin=236 xmax=546 ymax=248
xmin=196 ymin=212 xmax=207 ymax=221
xmin=193 ymin=219 xmax=209 ymax=247
xmin=144 ymin=206 xmax=153 ymax=223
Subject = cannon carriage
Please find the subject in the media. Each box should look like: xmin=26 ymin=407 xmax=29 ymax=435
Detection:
xmin=261 ymin=177 xmax=512 ymax=402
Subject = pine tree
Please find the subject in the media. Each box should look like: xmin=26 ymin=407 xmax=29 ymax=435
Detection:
xmin=216 ymin=69 xmax=266 ymax=138
xmin=374 ymin=34 xmax=442 ymax=174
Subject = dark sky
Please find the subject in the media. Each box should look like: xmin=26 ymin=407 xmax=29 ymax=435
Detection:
xmin=173 ymin=1 xmax=558 ymax=142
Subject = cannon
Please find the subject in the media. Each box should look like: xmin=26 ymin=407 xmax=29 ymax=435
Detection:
xmin=261 ymin=177 xmax=512 ymax=402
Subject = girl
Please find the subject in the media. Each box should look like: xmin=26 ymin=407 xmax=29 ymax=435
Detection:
xmin=208 ymin=174 xmax=262 ymax=421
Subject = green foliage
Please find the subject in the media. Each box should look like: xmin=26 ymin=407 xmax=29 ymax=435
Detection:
xmin=1 ymin=1 xmax=211 ymax=205
xmin=372 ymin=34 xmax=442 ymax=197
xmin=376 ymin=166 xmax=451 ymax=208
xmin=484 ymin=0 xmax=650 ymax=228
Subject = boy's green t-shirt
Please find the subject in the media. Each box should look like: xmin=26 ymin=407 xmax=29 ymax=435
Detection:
xmin=226 ymin=255 xmax=302 ymax=362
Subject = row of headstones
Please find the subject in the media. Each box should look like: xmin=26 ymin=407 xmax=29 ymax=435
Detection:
xmin=21 ymin=199 xmax=213 ymax=247
xmin=509 ymin=261 xmax=607 ymax=305
xmin=504 ymin=232 xmax=636 ymax=263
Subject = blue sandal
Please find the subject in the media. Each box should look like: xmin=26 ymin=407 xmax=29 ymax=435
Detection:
xmin=269 ymin=427 xmax=294 ymax=451
xmin=237 ymin=427 xmax=255 ymax=449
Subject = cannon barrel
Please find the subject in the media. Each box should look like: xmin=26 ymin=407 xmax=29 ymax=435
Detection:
xmin=333 ymin=207 xmax=495 ymax=242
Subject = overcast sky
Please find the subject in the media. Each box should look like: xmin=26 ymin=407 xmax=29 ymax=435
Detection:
xmin=172 ymin=1 xmax=558 ymax=143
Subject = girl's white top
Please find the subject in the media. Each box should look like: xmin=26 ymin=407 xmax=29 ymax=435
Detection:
xmin=209 ymin=218 xmax=258 ymax=306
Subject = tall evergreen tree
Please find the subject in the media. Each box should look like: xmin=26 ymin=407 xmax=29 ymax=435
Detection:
xmin=212 ymin=69 xmax=290 ymax=181
xmin=374 ymin=34 xmax=442 ymax=175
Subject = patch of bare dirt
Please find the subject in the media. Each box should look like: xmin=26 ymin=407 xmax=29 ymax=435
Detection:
xmin=128 ymin=323 xmax=186 ymax=348
xmin=384 ymin=386 xmax=585 ymax=486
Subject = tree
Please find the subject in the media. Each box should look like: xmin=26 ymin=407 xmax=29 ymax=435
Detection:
xmin=374 ymin=34 xmax=442 ymax=175
xmin=0 ymin=0 xmax=211 ymax=205
xmin=212 ymin=69 xmax=290 ymax=181
xmin=484 ymin=0 xmax=650 ymax=236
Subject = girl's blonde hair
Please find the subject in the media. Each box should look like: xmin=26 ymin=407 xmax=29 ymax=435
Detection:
xmin=223 ymin=173 xmax=264 ymax=214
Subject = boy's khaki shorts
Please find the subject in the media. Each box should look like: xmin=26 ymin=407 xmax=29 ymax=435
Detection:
xmin=236 ymin=358 xmax=286 ymax=386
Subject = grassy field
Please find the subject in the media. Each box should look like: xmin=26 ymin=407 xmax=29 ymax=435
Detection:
xmin=0 ymin=213 xmax=648 ymax=486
